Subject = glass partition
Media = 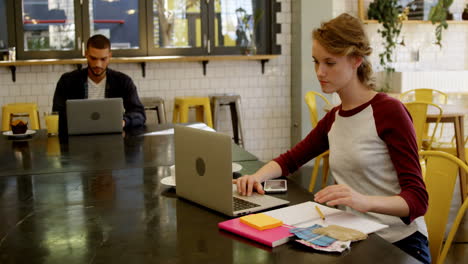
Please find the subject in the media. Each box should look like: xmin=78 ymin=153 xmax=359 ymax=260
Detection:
xmin=8 ymin=0 xmax=277 ymax=59
xmin=22 ymin=0 xmax=76 ymax=51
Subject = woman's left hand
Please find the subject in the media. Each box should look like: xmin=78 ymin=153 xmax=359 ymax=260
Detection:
xmin=314 ymin=184 xmax=371 ymax=213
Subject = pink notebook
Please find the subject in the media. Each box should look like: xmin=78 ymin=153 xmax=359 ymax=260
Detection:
xmin=218 ymin=218 xmax=293 ymax=247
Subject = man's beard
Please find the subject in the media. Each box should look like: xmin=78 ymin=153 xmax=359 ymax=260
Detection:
xmin=88 ymin=65 xmax=106 ymax=77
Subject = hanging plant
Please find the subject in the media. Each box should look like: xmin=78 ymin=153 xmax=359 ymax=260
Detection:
xmin=428 ymin=0 xmax=454 ymax=47
xmin=368 ymin=0 xmax=406 ymax=73
xmin=368 ymin=0 xmax=409 ymax=92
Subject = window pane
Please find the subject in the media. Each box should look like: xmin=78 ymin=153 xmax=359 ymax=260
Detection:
xmin=89 ymin=0 xmax=139 ymax=50
xmin=22 ymin=0 xmax=75 ymax=51
xmin=153 ymin=0 xmax=201 ymax=48
xmin=0 ymin=0 xmax=8 ymax=50
xmin=216 ymin=0 xmax=261 ymax=53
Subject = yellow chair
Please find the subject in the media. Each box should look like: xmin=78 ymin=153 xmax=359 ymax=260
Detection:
xmin=419 ymin=150 xmax=468 ymax=264
xmin=308 ymin=150 xmax=330 ymax=192
xmin=172 ymin=97 xmax=213 ymax=128
xmin=304 ymin=91 xmax=332 ymax=192
xmin=304 ymin=91 xmax=331 ymax=127
xmin=400 ymin=88 xmax=448 ymax=145
xmin=404 ymin=101 xmax=442 ymax=150
xmin=400 ymin=88 xmax=448 ymax=105
xmin=2 ymin=103 xmax=41 ymax=131
xmin=432 ymin=136 xmax=468 ymax=161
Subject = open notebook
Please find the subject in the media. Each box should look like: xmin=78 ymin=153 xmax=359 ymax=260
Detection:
xmin=263 ymin=201 xmax=389 ymax=234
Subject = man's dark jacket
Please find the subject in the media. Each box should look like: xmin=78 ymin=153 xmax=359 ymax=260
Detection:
xmin=52 ymin=67 xmax=146 ymax=134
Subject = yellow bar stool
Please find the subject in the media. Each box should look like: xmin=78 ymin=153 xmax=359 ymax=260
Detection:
xmin=172 ymin=97 xmax=213 ymax=128
xmin=2 ymin=103 xmax=41 ymax=131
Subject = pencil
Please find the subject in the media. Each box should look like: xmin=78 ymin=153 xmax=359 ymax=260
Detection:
xmin=315 ymin=205 xmax=326 ymax=221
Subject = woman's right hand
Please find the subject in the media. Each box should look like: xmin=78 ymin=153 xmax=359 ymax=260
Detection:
xmin=232 ymin=174 xmax=265 ymax=196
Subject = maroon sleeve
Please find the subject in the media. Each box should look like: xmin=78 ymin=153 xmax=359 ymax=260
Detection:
xmin=373 ymin=95 xmax=428 ymax=224
xmin=273 ymin=108 xmax=337 ymax=177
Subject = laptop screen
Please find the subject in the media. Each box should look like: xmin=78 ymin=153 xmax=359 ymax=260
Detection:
xmin=175 ymin=125 xmax=235 ymax=215
xmin=66 ymin=98 xmax=124 ymax=135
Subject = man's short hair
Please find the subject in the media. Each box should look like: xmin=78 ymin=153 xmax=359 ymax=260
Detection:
xmin=87 ymin=34 xmax=111 ymax=50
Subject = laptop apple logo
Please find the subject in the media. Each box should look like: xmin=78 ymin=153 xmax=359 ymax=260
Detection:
xmin=91 ymin=112 xmax=101 ymax=120
xmin=196 ymin=157 xmax=205 ymax=176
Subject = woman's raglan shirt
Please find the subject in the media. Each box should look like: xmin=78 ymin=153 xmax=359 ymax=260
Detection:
xmin=274 ymin=93 xmax=428 ymax=243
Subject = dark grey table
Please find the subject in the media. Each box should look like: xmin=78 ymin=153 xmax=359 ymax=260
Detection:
xmin=0 ymin=124 xmax=419 ymax=264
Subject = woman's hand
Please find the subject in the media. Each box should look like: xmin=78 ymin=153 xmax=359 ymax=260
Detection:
xmin=232 ymin=174 xmax=265 ymax=196
xmin=231 ymin=160 xmax=283 ymax=196
xmin=314 ymin=184 xmax=371 ymax=213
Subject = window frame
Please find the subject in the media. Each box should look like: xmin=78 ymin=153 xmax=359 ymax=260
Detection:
xmin=6 ymin=0 xmax=280 ymax=60
xmin=14 ymin=0 xmax=84 ymax=59
xmin=207 ymin=0 xmax=280 ymax=55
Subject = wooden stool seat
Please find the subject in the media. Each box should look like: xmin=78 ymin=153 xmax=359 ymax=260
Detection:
xmin=210 ymin=94 xmax=245 ymax=147
xmin=2 ymin=103 xmax=41 ymax=131
xmin=141 ymin=97 xmax=167 ymax=124
xmin=172 ymin=97 xmax=213 ymax=128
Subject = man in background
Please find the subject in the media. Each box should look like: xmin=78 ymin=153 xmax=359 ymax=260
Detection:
xmin=53 ymin=34 xmax=145 ymax=134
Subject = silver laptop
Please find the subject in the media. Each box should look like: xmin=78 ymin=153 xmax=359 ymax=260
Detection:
xmin=175 ymin=125 xmax=289 ymax=217
xmin=66 ymin=98 xmax=124 ymax=135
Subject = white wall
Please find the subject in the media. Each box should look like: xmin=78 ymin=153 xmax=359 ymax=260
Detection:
xmin=291 ymin=0 xmax=333 ymax=144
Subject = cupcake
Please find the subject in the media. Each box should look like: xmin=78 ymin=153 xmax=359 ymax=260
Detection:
xmin=11 ymin=120 xmax=28 ymax=134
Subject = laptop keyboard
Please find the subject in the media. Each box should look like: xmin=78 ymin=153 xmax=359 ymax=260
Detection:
xmin=233 ymin=197 xmax=260 ymax=211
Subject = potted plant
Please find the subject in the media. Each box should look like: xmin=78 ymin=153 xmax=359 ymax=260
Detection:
xmin=367 ymin=0 xmax=407 ymax=92
xmin=428 ymin=0 xmax=454 ymax=47
xmin=463 ymin=4 xmax=468 ymax=20
xmin=236 ymin=7 xmax=263 ymax=55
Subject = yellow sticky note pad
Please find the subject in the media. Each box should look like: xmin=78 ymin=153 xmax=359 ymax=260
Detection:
xmin=240 ymin=213 xmax=283 ymax=231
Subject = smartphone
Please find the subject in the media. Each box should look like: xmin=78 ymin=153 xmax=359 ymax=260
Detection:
xmin=263 ymin=179 xmax=287 ymax=193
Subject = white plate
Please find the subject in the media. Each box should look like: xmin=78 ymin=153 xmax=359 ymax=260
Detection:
xmin=161 ymin=176 xmax=176 ymax=186
xmin=2 ymin=130 xmax=36 ymax=137
xmin=232 ymin=162 xmax=242 ymax=172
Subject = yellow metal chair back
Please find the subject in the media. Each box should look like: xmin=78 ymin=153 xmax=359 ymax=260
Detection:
xmin=419 ymin=150 xmax=468 ymax=264
xmin=304 ymin=91 xmax=331 ymax=127
xmin=308 ymin=150 xmax=330 ymax=193
xmin=400 ymin=88 xmax=448 ymax=143
xmin=400 ymin=88 xmax=447 ymax=104
xmin=404 ymin=101 xmax=442 ymax=150
xmin=304 ymin=91 xmax=331 ymax=193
